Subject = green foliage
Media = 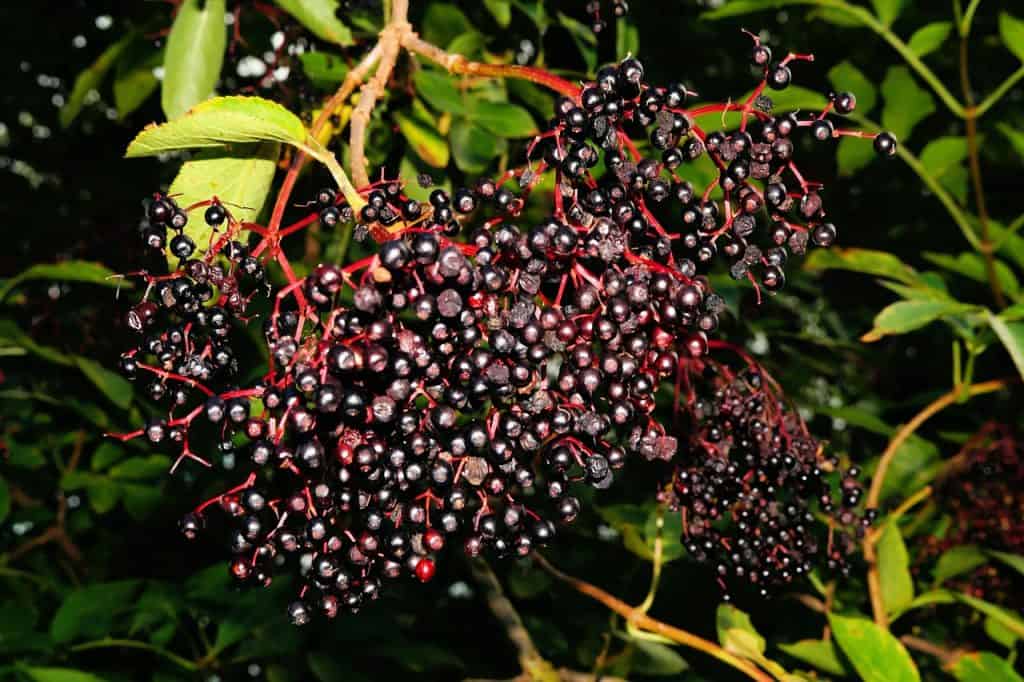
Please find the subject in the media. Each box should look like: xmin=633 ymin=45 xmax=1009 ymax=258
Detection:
xmin=829 ymin=614 xmax=921 ymax=682
xmin=161 ymin=0 xmax=227 ymax=120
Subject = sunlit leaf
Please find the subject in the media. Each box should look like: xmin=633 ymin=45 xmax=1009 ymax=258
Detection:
xmin=0 ymin=261 xmax=125 ymax=303
xmin=862 ymin=300 xmax=975 ymax=342
xmin=986 ymin=311 xmax=1024 ymax=380
xmin=871 ymin=0 xmax=904 ymax=27
xmin=829 ymin=613 xmax=920 ymax=682
xmin=877 ymin=522 xmax=914 ymax=615
xmin=907 ymin=22 xmax=953 ymax=58
xmin=161 ymin=0 xmax=227 ymax=120
xmin=274 ymin=0 xmax=354 ymax=46
xmin=778 ymin=639 xmax=847 ymax=676
xmin=934 ymin=545 xmax=987 ymax=584
xmin=951 ymin=652 xmax=1024 ymax=682
xmin=999 ymin=13 xmax=1024 ymax=62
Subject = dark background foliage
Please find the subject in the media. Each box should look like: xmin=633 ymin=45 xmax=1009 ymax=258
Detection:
xmin=1 ymin=1 xmax=1022 ymax=680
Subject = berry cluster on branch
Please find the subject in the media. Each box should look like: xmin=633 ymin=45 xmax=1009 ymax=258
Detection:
xmin=113 ymin=38 xmax=894 ymax=623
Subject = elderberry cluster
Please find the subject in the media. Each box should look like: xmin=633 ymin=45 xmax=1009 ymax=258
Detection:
xmin=662 ymin=353 xmax=874 ymax=597
xmin=114 ymin=42 xmax=888 ymax=623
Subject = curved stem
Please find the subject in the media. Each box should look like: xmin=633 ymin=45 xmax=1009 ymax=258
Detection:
xmin=70 ymin=639 xmax=198 ymax=672
xmin=533 ymin=554 xmax=773 ymax=682
xmin=976 ymin=65 xmax=1024 ymax=118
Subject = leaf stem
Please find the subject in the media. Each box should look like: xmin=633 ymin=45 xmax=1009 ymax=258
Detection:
xmin=975 ymin=65 xmax=1024 ymax=117
xmin=533 ymin=553 xmax=773 ymax=681
xmin=70 ymin=638 xmax=199 ymax=672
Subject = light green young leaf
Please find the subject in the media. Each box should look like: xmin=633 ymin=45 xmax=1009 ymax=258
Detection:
xmin=881 ymin=66 xmax=936 ymax=141
xmin=24 ymin=668 xmax=112 ymax=682
xmin=985 ymin=616 xmax=1020 ymax=649
xmin=162 ymin=0 xmax=227 ymax=120
xmin=61 ymin=34 xmax=135 ymax=128
xmin=483 ymin=0 xmax=512 ymax=27
xmin=275 ymin=0 xmax=354 ymax=46
xmin=862 ymin=300 xmax=975 ymax=342
xmin=934 ymin=545 xmax=987 ymax=584
xmin=829 ymin=613 xmax=920 ymax=682
xmin=999 ymin=13 xmax=1024 ymax=62
xmin=126 ymin=96 xmax=308 ymax=157
xmin=716 ymin=604 xmax=766 ymax=659
xmin=877 ymin=522 xmax=914 ymax=615
xmin=907 ymin=22 xmax=953 ymax=58
xmin=986 ymin=311 xmax=1024 ymax=380
xmin=871 ymin=0 xmax=904 ymax=27
xmin=617 ymin=19 xmax=640 ymax=59
xmin=778 ymin=639 xmax=847 ymax=676
xmin=951 ymin=652 xmax=1024 ymax=682
xmin=804 ymin=247 xmax=923 ymax=285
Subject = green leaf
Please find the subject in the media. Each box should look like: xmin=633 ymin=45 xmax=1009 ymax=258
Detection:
xmin=702 ymin=0 xmax=810 ymax=20
xmin=629 ymin=639 xmax=689 ymax=676
xmin=161 ymin=0 xmax=227 ymax=120
xmin=61 ymin=34 xmax=135 ymax=128
xmin=414 ymin=70 xmax=467 ymax=116
xmin=988 ymin=551 xmax=1024 ymax=578
xmin=804 ymin=247 xmax=922 ymax=285
xmin=395 ymin=113 xmax=450 ymax=168
xmin=616 ymin=19 xmax=640 ymax=59
xmin=880 ymin=435 xmax=941 ymax=501
xmin=985 ymin=616 xmax=1019 ymax=649
xmin=716 ymin=604 xmax=766 ymax=660
xmin=422 ymin=3 xmax=472 ymax=49
xmin=881 ymin=65 xmax=935 ymax=141
xmin=924 ymin=252 xmax=1019 ymax=299
xmin=907 ymin=22 xmax=953 ymax=58
xmin=450 ymin=120 xmax=506 ymax=173
xmin=274 ymin=0 xmax=354 ymax=46
xmin=778 ymin=639 xmax=848 ymax=676
xmin=166 ymin=141 xmax=280 ymax=263
xmin=297 ymin=52 xmax=350 ymax=89
xmin=863 ymin=300 xmax=975 ymax=341
xmin=999 ymin=13 xmax=1024 ymax=62
xmin=836 ymin=136 xmax=876 ymax=176
xmin=50 ymin=580 xmax=141 ymax=643
xmin=997 ymin=124 xmax=1024 ymax=158
xmin=951 ymin=652 xmax=1024 ymax=682
xmin=0 ymin=476 xmax=9 ymax=524
xmin=877 ymin=522 xmax=914 ymax=615
xmin=0 ymin=261 xmax=124 ymax=303
xmin=954 ymin=593 xmax=1024 ymax=639
xmin=23 ymin=668 xmax=111 ymax=682
xmin=871 ymin=0 xmax=904 ymax=27
xmin=126 ymin=96 xmax=307 ymax=157
xmin=483 ymin=0 xmax=512 ymax=27
xmin=934 ymin=545 xmax=987 ymax=584
xmin=471 ymin=101 xmax=538 ymax=138
xmin=114 ymin=44 xmax=163 ymax=119
xmin=828 ymin=61 xmax=877 ymax=115
xmin=986 ymin=310 xmax=1024 ymax=380
xmin=557 ymin=12 xmax=598 ymax=74
xmin=109 ymin=455 xmax=172 ymax=480
xmin=74 ymin=356 xmax=133 ymax=410
xmin=919 ymin=137 xmax=970 ymax=205
xmin=828 ymin=613 xmax=920 ymax=682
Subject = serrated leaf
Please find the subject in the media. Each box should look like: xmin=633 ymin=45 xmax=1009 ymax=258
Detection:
xmin=828 ymin=61 xmax=877 ymax=115
xmin=871 ymin=0 xmax=904 ymax=27
xmin=24 ymin=668 xmax=111 ymax=682
xmin=162 ymin=0 xmax=227 ymax=120
xmin=74 ymin=356 xmax=133 ymax=409
xmin=986 ymin=311 xmax=1024 ymax=380
xmin=61 ymin=34 xmax=135 ymax=128
xmin=951 ymin=652 xmax=1024 ymax=682
xmin=934 ymin=545 xmax=987 ymax=584
xmin=862 ymin=300 xmax=975 ymax=342
xmin=0 ymin=261 xmax=125 ymax=303
xmin=829 ymin=613 xmax=920 ymax=682
xmin=274 ymin=0 xmax=353 ymax=46
xmin=778 ymin=639 xmax=847 ymax=676
xmin=881 ymin=66 xmax=935 ymax=141
xmin=472 ymin=101 xmax=538 ymax=138
xmin=50 ymin=580 xmax=141 ymax=643
xmin=999 ymin=13 xmax=1024 ymax=62
xmin=127 ymin=96 xmax=307 ymax=157
xmin=877 ymin=522 xmax=914 ymax=615
xmin=907 ymin=22 xmax=953 ymax=58
xmin=395 ymin=112 xmax=449 ymax=168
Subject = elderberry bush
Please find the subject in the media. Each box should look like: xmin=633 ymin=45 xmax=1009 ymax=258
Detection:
xmin=115 ymin=45 xmax=895 ymax=624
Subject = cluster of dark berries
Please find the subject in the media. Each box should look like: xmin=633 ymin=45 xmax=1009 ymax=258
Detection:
xmin=585 ymin=0 xmax=629 ymax=34
xmin=660 ymin=349 xmax=874 ymax=597
xmin=113 ymin=41 xmax=887 ymax=623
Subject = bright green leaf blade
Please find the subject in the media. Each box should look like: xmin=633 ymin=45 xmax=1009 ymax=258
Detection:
xmin=986 ymin=311 xmax=1024 ymax=380
xmin=828 ymin=613 xmax=920 ymax=682
xmin=616 ymin=18 xmax=640 ymax=59
xmin=999 ymin=13 xmax=1024 ymax=62
xmin=0 ymin=260 xmax=126 ymax=303
xmin=877 ymin=522 xmax=914 ymax=615
xmin=951 ymin=652 xmax=1024 ymax=682
xmin=471 ymin=101 xmax=538 ymax=138
xmin=828 ymin=61 xmax=877 ymax=115
xmin=114 ymin=44 xmax=163 ymax=119
xmin=988 ymin=551 xmax=1024 ymax=578
xmin=716 ymin=604 xmax=766 ymax=659
xmin=126 ymin=96 xmax=307 ymax=157
xmin=166 ymin=141 xmax=280 ymax=265
xmin=274 ymin=0 xmax=354 ymax=46
xmin=985 ymin=616 xmax=1020 ymax=649
xmin=907 ymin=22 xmax=953 ymax=58
xmin=74 ymin=356 xmax=133 ymax=410
xmin=864 ymin=300 xmax=975 ymax=341
xmin=934 ymin=545 xmax=987 ymax=584
xmin=881 ymin=65 xmax=936 ymax=142
xmin=395 ymin=113 xmax=449 ymax=168
xmin=61 ymin=34 xmax=135 ymax=128
xmin=24 ymin=667 xmax=112 ymax=682
xmin=298 ymin=52 xmax=350 ymax=89
xmin=924 ymin=252 xmax=1019 ymax=299
xmin=804 ymin=247 xmax=922 ymax=285
xmin=161 ymin=0 xmax=227 ymax=120
xmin=778 ymin=639 xmax=847 ymax=676
xmin=483 ymin=0 xmax=512 ymax=27
xmin=871 ymin=0 xmax=904 ymax=27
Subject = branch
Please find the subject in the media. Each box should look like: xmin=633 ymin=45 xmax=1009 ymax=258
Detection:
xmin=533 ymin=554 xmax=773 ymax=682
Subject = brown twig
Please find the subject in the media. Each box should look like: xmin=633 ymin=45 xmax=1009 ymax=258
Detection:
xmin=959 ymin=35 xmax=1005 ymax=308
xmin=900 ymin=635 xmax=962 ymax=667
xmin=533 ymin=554 xmax=773 ymax=682
xmin=863 ymin=380 xmax=1008 ymax=627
